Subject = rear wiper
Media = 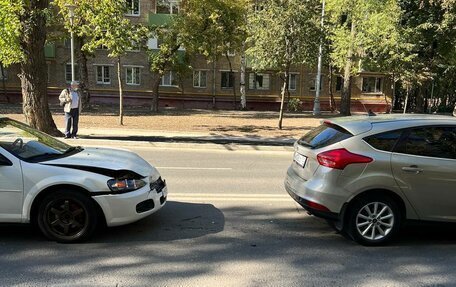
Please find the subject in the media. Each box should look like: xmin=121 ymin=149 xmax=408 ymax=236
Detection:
xmin=64 ymin=146 xmax=84 ymax=154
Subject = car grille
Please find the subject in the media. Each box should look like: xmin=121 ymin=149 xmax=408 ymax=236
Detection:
xmin=150 ymin=177 xmax=166 ymax=193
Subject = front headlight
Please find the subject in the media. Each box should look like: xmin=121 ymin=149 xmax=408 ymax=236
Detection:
xmin=107 ymin=178 xmax=146 ymax=193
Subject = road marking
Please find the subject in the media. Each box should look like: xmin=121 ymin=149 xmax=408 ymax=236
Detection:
xmin=171 ymin=193 xmax=288 ymax=198
xmin=169 ymin=193 xmax=293 ymax=202
xmin=156 ymin=167 xmax=233 ymax=170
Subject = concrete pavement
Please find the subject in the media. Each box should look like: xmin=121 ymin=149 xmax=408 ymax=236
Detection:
xmin=63 ymin=127 xmax=297 ymax=147
xmin=2 ymin=145 xmax=456 ymax=287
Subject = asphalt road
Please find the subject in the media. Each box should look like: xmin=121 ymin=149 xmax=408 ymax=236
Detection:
xmin=1 ymin=143 xmax=456 ymax=286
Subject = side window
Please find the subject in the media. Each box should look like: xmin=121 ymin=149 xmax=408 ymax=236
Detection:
xmin=396 ymin=126 xmax=456 ymax=159
xmin=364 ymin=130 xmax=403 ymax=152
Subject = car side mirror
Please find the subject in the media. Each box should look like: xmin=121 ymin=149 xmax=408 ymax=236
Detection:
xmin=0 ymin=154 xmax=12 ymax=166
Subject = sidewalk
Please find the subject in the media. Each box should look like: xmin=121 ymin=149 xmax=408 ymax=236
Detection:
xmin=71 ymin=127 xmax=297 ymax=146
xmin=2 ymin=104 xmax=334 ymax=146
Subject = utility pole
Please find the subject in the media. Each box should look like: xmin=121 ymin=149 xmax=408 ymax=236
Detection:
xmin=313 ymin=0 xmax=325 ymax=115
xmin=66 ymin=4 xmax=77 ymax=82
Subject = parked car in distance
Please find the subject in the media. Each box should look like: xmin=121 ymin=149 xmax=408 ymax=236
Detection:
xmin=0 ymin=117 xmax=167 ymax=242
xmin=285 ymin=114 xmax=456 ymax=246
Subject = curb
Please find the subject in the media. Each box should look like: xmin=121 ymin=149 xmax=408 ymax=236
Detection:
xmin=77 ymin=135 xmax=296 ymax=147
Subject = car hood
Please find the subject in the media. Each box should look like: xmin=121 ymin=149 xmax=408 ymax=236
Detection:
xmin=42 ymin=147 xmax=157 ymax=178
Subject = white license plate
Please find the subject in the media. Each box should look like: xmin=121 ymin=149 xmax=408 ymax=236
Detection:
xmin=293 ymin=152 xmax=307 ymax=167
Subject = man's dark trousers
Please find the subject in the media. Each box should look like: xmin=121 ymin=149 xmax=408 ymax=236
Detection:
xmin=64 ymin=108 xmax=79 ymax=137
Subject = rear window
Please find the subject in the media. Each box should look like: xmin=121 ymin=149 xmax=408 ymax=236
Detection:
xmin=298 ymin=123 xmax=352 ymax=149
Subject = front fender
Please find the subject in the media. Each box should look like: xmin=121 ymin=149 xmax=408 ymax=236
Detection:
xmin=22 ymin=169 xmax=110 ymax=223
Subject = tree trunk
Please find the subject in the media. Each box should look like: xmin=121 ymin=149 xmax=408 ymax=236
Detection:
xmin=212 ymin=58 xmax=216 ymax=109
xmin=428 ymin=80 xmax=435 ymax=114
xmin=225 ymin=53 xmax=236 ymax=109
xmin=0 ymin=62 xmax=8 ymax=103
xmin=328 ymin=65 xmax=337 ymax=112
xmin=117 ymin=58 xmax=123 ymax=125
xmin=240 ymin=43 xmax=246 ymax=110
xmin=403 ymin=86 xmax=409 ymax=114
xmin=77 ymin=36 xmax=90 ymax=108
xmin=389 ymin=75 xmax=396 ymax=113
xmin=151 ymin=73 xmax=161 ymax=112
xmin=415 ymin=84 xmax=425 ymax=113
xmin=278 ymin=69 xmax=290 ymax=130
xmin=340 ymin=21 xmax=356 ymax=116
xmin=19 ymin=0 xmax=61 ymax=136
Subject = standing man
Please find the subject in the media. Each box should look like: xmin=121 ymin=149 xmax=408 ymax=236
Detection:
xmin=59 ymin=81 xmax=82 ymax=139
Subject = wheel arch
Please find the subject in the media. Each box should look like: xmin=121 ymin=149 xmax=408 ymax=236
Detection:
xmin=342 ymin=189 xmax=407 ymax=226
xmin=29 ymin=184 xmax=107 ymax=226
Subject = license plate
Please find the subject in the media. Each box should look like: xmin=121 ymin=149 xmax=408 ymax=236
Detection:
xmin=293 ymin=152 xmax=307 ymax=167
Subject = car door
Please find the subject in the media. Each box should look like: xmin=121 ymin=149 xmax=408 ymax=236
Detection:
xmin=391 ymin=126 xmax=456 ymax=221
xmin=0 ymin=148 xmax=24 ymax=222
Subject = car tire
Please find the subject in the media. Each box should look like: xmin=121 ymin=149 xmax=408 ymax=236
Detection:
xmin=346 ymin=194 xmax=401 ymax=246
xmin=37 ymin=190 xmax=98 ymax=243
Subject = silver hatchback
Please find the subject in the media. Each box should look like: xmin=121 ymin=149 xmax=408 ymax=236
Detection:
xmin=285 ymin=114 xmax=456 ymax=245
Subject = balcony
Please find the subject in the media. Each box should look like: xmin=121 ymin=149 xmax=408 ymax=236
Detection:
xmin=148 ymin=13 xmax=173 ymax=26
xmin=44 ymin=43 xmax=55 ymax=58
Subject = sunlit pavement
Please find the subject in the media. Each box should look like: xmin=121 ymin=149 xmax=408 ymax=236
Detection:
xmin=1 ymin=144 xmax=456 ymax=286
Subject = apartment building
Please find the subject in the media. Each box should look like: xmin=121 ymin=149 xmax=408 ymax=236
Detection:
xmin=0 ymin=0 xmax=392 ymax=112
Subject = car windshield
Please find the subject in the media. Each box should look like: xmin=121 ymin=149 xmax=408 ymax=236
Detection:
xmin=0 ymin=118 xmax=80 ymax=161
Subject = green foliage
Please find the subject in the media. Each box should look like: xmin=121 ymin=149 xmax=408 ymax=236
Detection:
xmin=326 ymin=0 xmax=408 ymax=77
xmin=148 ymin=18 xmax=183 ymax=75
xmin=179 ymin=0 xmax=248 ymax=60
xmin=0 ymin=0 xmax=23 ymax=65
xmin=53 ymin=0 xmax=148 ymax=59
xmin=246 ymin=0 xmax=320 ymax=72
xmin=287 ymin=97 xmax=303 ymax=112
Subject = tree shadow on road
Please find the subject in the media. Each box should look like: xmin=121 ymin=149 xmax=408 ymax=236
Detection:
xmin=94 ymin=201 xmax=225 ymax=243
xmin=0 ymin=201 xmax=224 ymax=244
xmin=2 ymin=203 xmax=456 ymax=286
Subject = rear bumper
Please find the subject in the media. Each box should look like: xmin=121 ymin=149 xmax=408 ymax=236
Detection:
xmin=285 ymin=166 xmax=346 ymax=221
xmin=286 ymin=187 xmax=339 ymax=220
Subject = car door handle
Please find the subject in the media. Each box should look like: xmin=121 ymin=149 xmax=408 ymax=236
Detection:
xmin=402 ymin=166 xmax=423 ymax=174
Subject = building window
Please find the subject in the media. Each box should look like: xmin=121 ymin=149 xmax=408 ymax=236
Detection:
xmin=310 ymin=76 xmax=323 ymax=91
xmin=156 ymin=0 xmax=180 ymax=14
xmin=65 ymin=64 xmax=80 ymax=83
xmin=64 ymin=38 xmax=71 ymax=49
xmin=362 ymin=77 xmax=383 ymax=93
xmin=126 ymin=67 xmax=141 ymax=85
xmin=289 ymin=73 xmax=298 ymax=91
xmin=193 ymin=70 xmax=207 ymax=88
xmin=161 ymin=71 xmax=177 ymax=86
xmin=126 ymin=0 xmax=140 ymax=15
xmin=249 ymin=73 xmax=270 ymax=90
xmin=96 ymin=65 xmax=111 ymax=84
xmin=335 ymin=76 xmax=343 ymax=92
xmin=221 ymin=71 xmax=234 ymax=89
xmin=127 ymin=40 xmax=141 ymax=52
xmin=95 ymin=33 xmax=108 ymax=50
xmin=254 ymin=0 xmax=265 ymax=11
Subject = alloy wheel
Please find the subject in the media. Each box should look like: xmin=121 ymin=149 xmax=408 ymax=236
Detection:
xmin=355 ymin=202 xmax=394 ymax=241
xmin=44 ymin=198 xmax=88 ymax=240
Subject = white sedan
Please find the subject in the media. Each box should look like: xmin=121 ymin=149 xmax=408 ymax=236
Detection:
xmin=0 ymin=117 xmax=167 ymax=242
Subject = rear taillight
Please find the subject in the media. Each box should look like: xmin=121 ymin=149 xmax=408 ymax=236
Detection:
xmin=317 ymin=148 xmax=373 ymax=170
